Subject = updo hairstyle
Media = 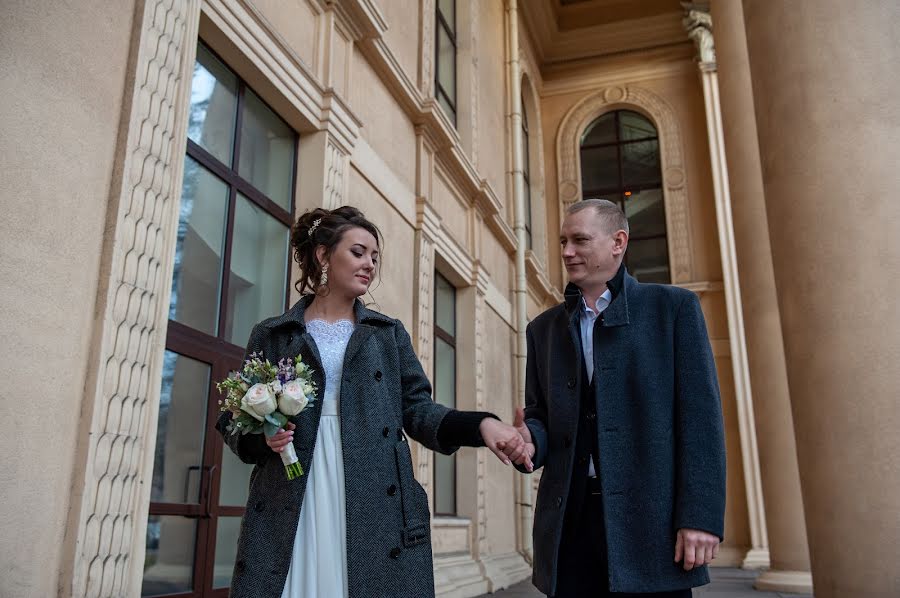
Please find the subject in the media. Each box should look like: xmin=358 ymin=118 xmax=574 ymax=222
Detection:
xmin=290 ymin=205 xmax=382 ymax=296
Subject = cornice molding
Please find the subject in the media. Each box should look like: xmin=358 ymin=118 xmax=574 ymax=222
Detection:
xmin=525 ymin=251 xmax=561 ymax=306
xmin=520 ymin=1 xmax=685 ymax=66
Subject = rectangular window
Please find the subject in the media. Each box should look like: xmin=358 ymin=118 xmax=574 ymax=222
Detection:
xmin=144 ymin=41 xmax=298 ymax=598
xmin=433 ymin=271 xmax=457 ymax=516
xmin=435 ymin=0 xmax=457 ymax=126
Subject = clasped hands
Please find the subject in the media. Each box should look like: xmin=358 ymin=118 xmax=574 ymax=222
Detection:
xmin=480 ymin=409 xmax=720 ymax=571
xmin=479 ymin=407 xmax=535 ymax=472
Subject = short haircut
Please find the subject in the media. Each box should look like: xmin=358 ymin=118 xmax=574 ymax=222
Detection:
xmin=567 ymin=198 xmax=629 ymax=235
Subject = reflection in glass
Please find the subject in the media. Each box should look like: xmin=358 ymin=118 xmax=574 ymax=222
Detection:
xmin=225 ymin=195 xmax=290 ymax=346
xmin=618 ymin=110 xmax=656 ymax=141
xmin=581 ymin=112 xmax=616 ymax=146
xmin=434 ymin=451 xmax=456 ymax=515
xmin=438 ymin=0 xmax=456 ymax=31
xmin=214 ymin=517 xmax=243 ymax=588
xmin=169 ymin=156 xmax=228 ymax=336
xmin=624 ymin=188 xmax=667 ymax=239
xmin=142 ymin=515 xmax=197 ymax=596
xmin=188 ymin=44 xmax=238 ymax=166
xmin=219 ymin=444 xmax=253 ymax=507
xmin=151 ymin=351 xmax=210 ymax=504
xmin=580 ymin=145 xmax=619 ymax=192
xmin=437 ymin=26 xmax=456 ymax=105
xmin=627 ymin=237 xmax=670 ymax=284
xmin=435 ymin=274 xmax=456 ymax=337
xmin=238 ymin=90 xmax=295 ymax=210
xmin=622 ymin=139 xmax=661 ymax=187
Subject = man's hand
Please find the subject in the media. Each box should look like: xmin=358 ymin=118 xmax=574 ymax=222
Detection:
xmin=499 ymin=407 xmax=535 ymax=472
xmin=675 ymin=528 xmax=719 ymax=570
xmin=480 ymin=418 xmax=527 ymax=467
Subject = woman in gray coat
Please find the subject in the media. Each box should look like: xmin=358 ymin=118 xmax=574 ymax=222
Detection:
xmin=216 ymin=206 xmax=524 ymax=598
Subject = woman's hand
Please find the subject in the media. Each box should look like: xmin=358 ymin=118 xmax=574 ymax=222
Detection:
xmin=480 ymin=418 xmax=532 ymax=471
xmin=265 ymin=421 xmax=296 ymax=453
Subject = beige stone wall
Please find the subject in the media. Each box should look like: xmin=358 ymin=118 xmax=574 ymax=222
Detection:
xmin=0 ymin=2 xmax=138 ymax=596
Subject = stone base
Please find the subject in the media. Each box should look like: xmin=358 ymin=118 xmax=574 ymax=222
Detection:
xmin=434 ymin=553 xmax=489 ymax=598
xmin=710 ymin=545 xmax=745 ymax=567
xmin=479 ymin=551 xmax=532 ymax=592
xmin=741 ymin=547 xmax=770 ymax=569
xmin=754 ymin=569 xmax=814 ymax=594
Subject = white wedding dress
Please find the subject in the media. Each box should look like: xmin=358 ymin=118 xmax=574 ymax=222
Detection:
xmin=280 ymin=319 xmax=353 ymax=598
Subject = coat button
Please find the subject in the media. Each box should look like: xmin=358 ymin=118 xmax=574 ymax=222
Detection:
xmin=390 ymin=547 xmax=401 ymax=559
xmin=587 ymin=412 xmax=596 ymax=421
xmin=556 ymin=496 xmax=563 ymax=508
xmin=387 ymin=484 xmax=397 ymax=496
xmin=578 ymin=455 xmax=588 ymax=465
xmin=567 ymin=379 xmax=575 ymax=389
xmin=382 ymin=426 xmax=390 ymax=437
xmin=374 ymin=370 xmax=383 ymax=381
xmin=254 ymin=501 xmax=265 ymax=512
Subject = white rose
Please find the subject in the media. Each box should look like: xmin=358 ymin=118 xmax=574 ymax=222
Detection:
xmin=278 ymin=379 xmax=309 ymax=416
xmin=240 ymin=383 xmax=277 ymax=421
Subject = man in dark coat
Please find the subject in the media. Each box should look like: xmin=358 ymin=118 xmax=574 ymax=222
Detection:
xmin=505 ymin=199 xmax=726 ymax=597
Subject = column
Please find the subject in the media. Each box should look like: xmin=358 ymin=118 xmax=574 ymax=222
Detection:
xmin=710 ymin=0 xmax=813 ymax=591
xmin=66 ymin=1 xmax=203 ymax=596
xmin=683 ymin=3 xmax=769 ymax=569
xmin=742 ymin=1 xmax=900 ymax=596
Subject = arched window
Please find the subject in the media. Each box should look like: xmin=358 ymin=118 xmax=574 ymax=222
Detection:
xmin=521 ymin=92 xmax=532 ymax=250
xmin=579 ymin=110 xmax=670 ymax=283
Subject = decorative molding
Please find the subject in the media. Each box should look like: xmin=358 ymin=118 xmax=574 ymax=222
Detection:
xmin=66 ymin=2 xmax=201 ymax=596
xmin=519 ymin=1 xmax=685 ymax=65
xmin=682 ymin=2 xmax=716 ymax=66
xmin=323 ymin=138 xmax=347 ymax=208
xmin=418 ymin=0 xmax=435 ymax=96
xmin=555 ymin=85 xmax=694 ymax=283
xmin=526 ymin=251 xmax=561 ymax=307
xmin=473 ymin=283 xmax=488 ymax=559
xmin=412 ymin=202 xmax=436 ymax=497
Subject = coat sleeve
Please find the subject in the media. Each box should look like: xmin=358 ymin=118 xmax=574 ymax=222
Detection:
xmin=215 ymin=323 xmax=271 ymax=465
xmin=516 ymin=322 xmax=549 ymax=473
xmin=673 ymin=292 xmax=727 ymax=540
xmin=393 ymin=321 xmax=497 ymax=454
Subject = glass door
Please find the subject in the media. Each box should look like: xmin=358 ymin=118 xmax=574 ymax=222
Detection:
xmin=142 ymin=41 xmax=297 ymax=598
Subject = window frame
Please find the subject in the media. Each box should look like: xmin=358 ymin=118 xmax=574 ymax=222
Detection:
xmin=432 ymin=270 xmax=457 ymax=517
xmin=434 ymin=0 xmax=458 ymax=126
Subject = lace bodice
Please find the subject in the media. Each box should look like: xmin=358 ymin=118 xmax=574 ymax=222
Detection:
xmin=306 ymin=319 xmax=355 ymax=408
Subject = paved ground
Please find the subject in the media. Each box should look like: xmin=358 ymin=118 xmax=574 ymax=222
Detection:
xmin=475 ymin=568 xmax=814 ymax=597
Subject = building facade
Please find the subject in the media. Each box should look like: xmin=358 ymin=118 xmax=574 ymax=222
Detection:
xmin=1 ymin=1 xmax=898 ymax=597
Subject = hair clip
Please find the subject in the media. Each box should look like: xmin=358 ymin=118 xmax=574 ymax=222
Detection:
xmin=308 ymin=218 xmax=321 ymax=237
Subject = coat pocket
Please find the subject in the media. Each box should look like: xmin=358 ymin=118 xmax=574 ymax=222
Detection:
xmin=394 ymin=438 xmax=430 ymax=548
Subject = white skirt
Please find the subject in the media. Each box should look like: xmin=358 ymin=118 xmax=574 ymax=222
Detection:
xmin=280 ymin=400 xmax=348 ymax=598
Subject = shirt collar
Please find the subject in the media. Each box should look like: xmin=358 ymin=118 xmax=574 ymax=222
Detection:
xmin=580 ymin=288 xmax=612 ymax=315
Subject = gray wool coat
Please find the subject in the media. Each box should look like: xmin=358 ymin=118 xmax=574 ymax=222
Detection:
xmin=216 ymin=295 xmax=461 ymax=598
xmin=522 ymin=266 xmax=726 ymax=595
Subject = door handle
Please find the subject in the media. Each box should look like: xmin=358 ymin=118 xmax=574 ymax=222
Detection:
xmin=201 ymin=464 xmax=218 ymax=519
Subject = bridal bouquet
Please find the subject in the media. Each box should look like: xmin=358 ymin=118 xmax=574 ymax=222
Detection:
xmin=217 ymin=352 xmax=317 ymax=480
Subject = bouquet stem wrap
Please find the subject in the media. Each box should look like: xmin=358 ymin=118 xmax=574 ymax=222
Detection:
xmin=281 ymin=443 xmax=303 ymax=480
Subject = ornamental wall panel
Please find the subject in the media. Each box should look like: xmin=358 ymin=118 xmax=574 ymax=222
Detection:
xmin=69 ymin=2 xmax=201 ymax=596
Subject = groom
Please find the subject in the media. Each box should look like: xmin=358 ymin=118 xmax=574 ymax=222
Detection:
xmin=504 ymin=199 xmax=726 ymax=597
